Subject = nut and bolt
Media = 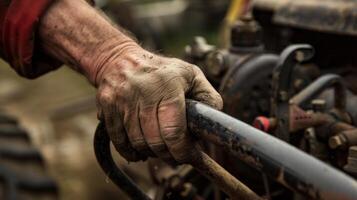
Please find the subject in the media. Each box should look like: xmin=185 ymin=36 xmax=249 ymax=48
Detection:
xmin=329 ymin=135 xmax=345 ymax=149
xmin=206 ymin=50 xmax=226 ymax=76
xmin=312 ymin=99 xmax=326 ymax=112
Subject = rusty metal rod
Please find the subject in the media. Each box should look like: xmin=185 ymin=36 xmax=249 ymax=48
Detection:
xmin=186 ymin=100 xmax=357 ymax=200
xmin=191 ymin=151 xmax=261 ymax=200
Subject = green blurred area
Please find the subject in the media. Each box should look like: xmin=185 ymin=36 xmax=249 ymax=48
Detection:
xmin=101 ymin=0 xmax=228 ymax=55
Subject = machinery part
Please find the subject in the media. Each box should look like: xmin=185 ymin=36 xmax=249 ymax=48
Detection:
xmin=278 ymin=74 xmax=349 ymax=134
xmin=94 ymin=120 xmax=260 ymax=200
xmin=311 ymin=99 xmax=326 ymax=112
xmin=0 ymin=113 xmax=58 ymax=200
xmin=291 ymin=74 xmax=346 ymax=110
xmin=185 ymin=37 xmax=215 ymax=60
xmin=253 ymin=116 xmax=277 ymax=133
xmin=220 ymin=54 xmax=279 ymax=123
xmin=344 ymin=146 xmax=357 ymax=176
xmin=230 ymin=14 xmax=264 ymax=53
xmin=273 ymin=0 xmax=357 ymax=36
xmin=186 ymin=100 xmax=357 ymax=200
xmin=190 ymin=151 xmax=260 ymax=200
xmin=219 ymin=0 xmax=251 ymax=48
xmin=95 ymin=100 xmax=357 ymax=200
xmin=329 ymin=129 xmax=357 ymax=150
xmin=205 ymin=50 xmax=228 ymax=78
xmin=271 ymin=44 xmax=314 ymax=141
xmin=152 ymin=164 xmax=200 ymax=200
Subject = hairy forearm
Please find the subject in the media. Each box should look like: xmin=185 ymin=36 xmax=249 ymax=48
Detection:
xmin=39 ymin=0 xmax=140 ymax=85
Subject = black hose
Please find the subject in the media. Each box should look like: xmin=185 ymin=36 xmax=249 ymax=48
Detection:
xmin=94 ymin=122 xmax=151 ymax=200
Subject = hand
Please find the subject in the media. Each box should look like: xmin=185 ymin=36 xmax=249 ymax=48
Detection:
xmin=37 ymin=0 xmax=222 ymax=163
xmin=96 ymin=45 xmax=223 ymax=163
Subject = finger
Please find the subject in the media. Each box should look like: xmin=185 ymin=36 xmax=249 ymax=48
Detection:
xmin=139 ymin=100 xmax=176 ymax=164
xmin=188 ymin=66 xmax=223 ymax=110
xmin=96 ymin=101 xmax=104 ymax=120
xmin=97 ymin=88 xmax=146 ymax=162
xmin=124 ymin=102 xmax=155 ymax=157
xmin=158 ymin=93 xmax=199 ymax=164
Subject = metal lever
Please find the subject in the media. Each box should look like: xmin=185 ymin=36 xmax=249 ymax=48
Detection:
xmin=95 ymin=100 xmax=357 ymax=200
xmin=186 ymin=100 xmax=357 ymax=200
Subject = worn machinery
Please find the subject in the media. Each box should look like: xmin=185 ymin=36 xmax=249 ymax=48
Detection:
xmin=0 ymin=112 xmax=58 ymax=200
xmin=94 ymin=0 xmax=357 ymax=199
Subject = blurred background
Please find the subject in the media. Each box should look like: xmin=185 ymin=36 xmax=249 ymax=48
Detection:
xmin=0 ymin=0 xmax=230 ymax=199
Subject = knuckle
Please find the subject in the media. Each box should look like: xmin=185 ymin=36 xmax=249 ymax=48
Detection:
xmin=130 ymin=138 xmax=148 ymax=151
xmin=203 ymin=92 xmax=223 ymax=110
xmin=148 ymin=141 xmax=166 ymax=153
xmin=119 ymin=149 xmax=145 ymax=162
xmin=161 ymin=126 xmax=185 ymax=141
xmin=97 ymin=108 xmax=104 ymax=120
xmin=214 ymin=93 xmax=224 ymax=110
xmin=127 ymin=132 xmax=148 ymax=151
xmin=189 ymin=65 xmax=205 ymax=82
xmin=112 ymin=138 xmax=147 ymax=162
xmin=97 ymin=88 xmax=115 ymax=104
xmin=170 ymin=57 xmax=186 ymax=65
xmin=191 ymin=64 xmax=203 ymax=75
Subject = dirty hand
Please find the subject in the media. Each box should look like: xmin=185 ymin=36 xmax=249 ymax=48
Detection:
xmin=96 ymin=45 xmax=223 ymax=163
xmin=38 ymin=0 xmax=222 ymax=163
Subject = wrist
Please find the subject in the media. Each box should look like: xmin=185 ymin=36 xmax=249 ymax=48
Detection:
xmin=81 ymin=37 xmax=142 ymax=86
xmin=38 ymin=0 xmax=143 ymax=85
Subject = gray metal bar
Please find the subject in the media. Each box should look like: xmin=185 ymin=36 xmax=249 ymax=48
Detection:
xmin=187 ymin=100 xmax=357 ymax=200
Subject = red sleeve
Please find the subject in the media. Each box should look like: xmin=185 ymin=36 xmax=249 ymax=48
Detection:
xmin=0 ymin=0 xmax=62 ymax=79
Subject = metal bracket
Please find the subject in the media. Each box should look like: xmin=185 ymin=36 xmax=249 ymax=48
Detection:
xmin=271 ymin=44 xmax=315 ymax=141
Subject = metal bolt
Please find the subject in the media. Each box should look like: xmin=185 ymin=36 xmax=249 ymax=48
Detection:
xmin=312 ymin=99 xmax=326 ymax=112
xmin=295 ymin=51 xmax=305 ymax=62
xmin=349 ymin=146 xmax=357 ymax=157
xmin=329 ymin=136 xmax=343 ymax=149
xmin=206 ymin=51 xmax=225 ymax=76
xmin=230 ymin=14 xmax=263 ymax=51
xmin=185 ymin=36 xmax=214 ymax=58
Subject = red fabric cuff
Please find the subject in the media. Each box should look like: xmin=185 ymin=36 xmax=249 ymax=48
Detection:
xmin=1 ymin=0 xmax=97 ymax=78
xmin=1 ymin=0 xmax=59 ymax=78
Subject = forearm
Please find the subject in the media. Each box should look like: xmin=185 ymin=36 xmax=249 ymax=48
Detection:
xmin=39 ymin=0 xmax=140 ymax=85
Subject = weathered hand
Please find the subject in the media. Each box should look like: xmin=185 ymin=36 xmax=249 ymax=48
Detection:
xmin=96 ymin=45 xmax=223 ymax=163
xmin=37 ymin=0 xmax=222 ymax=164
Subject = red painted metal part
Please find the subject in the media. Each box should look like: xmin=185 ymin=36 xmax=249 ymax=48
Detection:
xmin=253 ymin=116 xmax=271 ymax=132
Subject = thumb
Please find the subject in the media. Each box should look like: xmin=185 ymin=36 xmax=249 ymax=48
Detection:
xmin=188 ymin=66 xmax=223 ymax=110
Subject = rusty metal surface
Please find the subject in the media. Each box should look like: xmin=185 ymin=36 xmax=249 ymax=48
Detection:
xmin=291 ymin=74 xmax=347 ymax=109
xmin=253 ymin=0 xmax=357 ymax=36
xmin=287 ymin=74 xmax=348 ymax=133
xmin=191 ymin=151 xmax=261 ymax=200
xmin=186 ymin=100 xmax=357 ymax=200
xmin=220 ymin=54 xmax=279 ymax=123
xmin=253 ymin=0 xmax=288 ymax=11
xmin=271 ymin=44 xmax=315 ymax=141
